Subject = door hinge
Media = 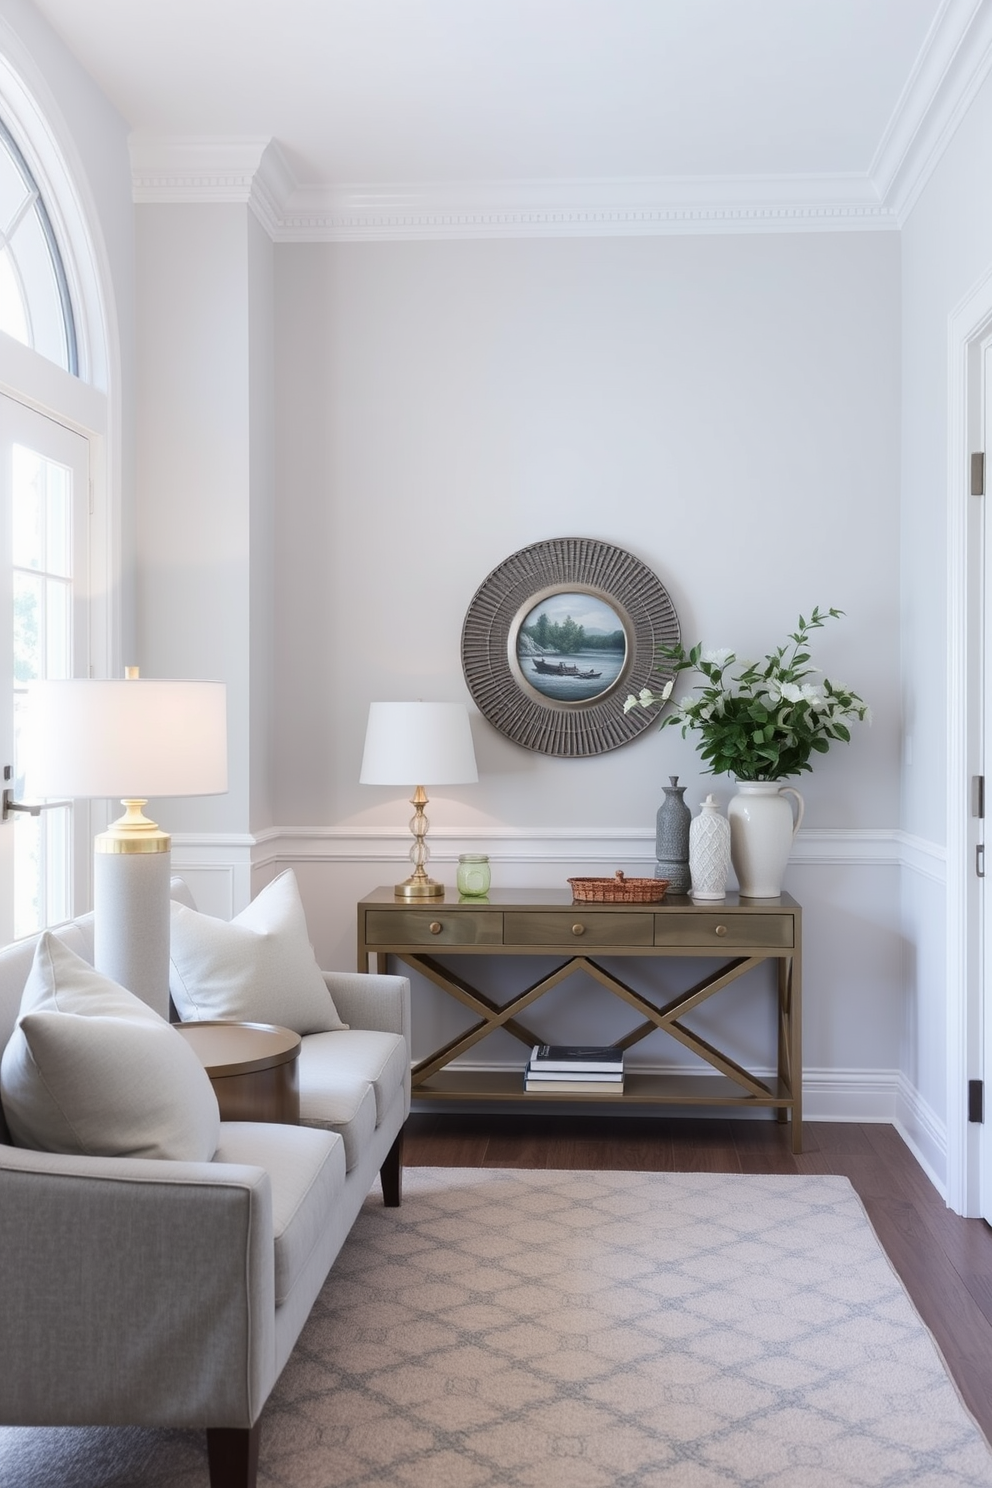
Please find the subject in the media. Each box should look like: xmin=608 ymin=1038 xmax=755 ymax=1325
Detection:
xmin=978 ymin=843 xmax=986 ymax=877
xmin=974 ymin=776 xmax=985 ymax=818
xmin=970 ymin=1079 xmax=985 ymax=1123
xmin=973 ymin=452 xmax=986 ymax=495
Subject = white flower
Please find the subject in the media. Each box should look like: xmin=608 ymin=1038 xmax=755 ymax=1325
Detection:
xmin=623 ymin=680 xmax=674 ymax=714
xmin=703 ymin=647 xmax=733 ymax=666
xmin=779 ymin=682 xmax=803 ymax=704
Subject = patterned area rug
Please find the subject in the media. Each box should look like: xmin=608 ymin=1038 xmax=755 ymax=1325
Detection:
xmin=3 ymin=1168 xmax=992 ymax=1487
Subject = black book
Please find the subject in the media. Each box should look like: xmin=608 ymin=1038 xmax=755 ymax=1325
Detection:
xmin=529 ymin=1044 xmax=624 ymax=1073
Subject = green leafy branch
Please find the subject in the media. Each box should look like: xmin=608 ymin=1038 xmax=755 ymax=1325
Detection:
xmin=624 ymin=606 xmax=870 ymax=781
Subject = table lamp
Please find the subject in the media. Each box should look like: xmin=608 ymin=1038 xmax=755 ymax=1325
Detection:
xmin=23 ymin=670 xmax=228 ymax=1018
xmin=360 ymin=701 xmax=478 ymax=899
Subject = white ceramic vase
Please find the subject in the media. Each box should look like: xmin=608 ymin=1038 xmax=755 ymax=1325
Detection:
xmin=689 ymin=794 xmax=731 ymax=900
xmin=727 ymin=781 xmax=804 ymax=898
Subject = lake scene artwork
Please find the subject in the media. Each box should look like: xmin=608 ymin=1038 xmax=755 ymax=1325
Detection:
xmin=516 ymin=592 xmax=627 ymax=702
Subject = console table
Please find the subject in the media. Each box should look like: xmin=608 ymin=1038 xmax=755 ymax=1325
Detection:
xmin=358 ymin=887 xmax=803 ymax=1151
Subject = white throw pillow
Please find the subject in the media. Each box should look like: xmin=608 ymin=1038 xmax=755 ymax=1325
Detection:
xmin=169 ymin=868 xmax=347 ymax=1034
xmin=0 ymin=933 xmax=220 ymax=1161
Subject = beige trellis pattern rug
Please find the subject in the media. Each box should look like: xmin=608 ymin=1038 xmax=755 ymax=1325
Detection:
xmin=3 ymin=1167 xmax=992 ymax=1487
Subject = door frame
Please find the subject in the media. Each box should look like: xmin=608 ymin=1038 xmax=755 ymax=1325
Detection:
xmin=946 ymin=265 xmax=992 ymax=1216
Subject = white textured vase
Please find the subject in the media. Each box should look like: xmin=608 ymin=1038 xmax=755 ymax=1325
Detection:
xmin=689 ymin=794 xmax=731 ymax=900
xmin=727 ymin=781 xmax=805 ymax=898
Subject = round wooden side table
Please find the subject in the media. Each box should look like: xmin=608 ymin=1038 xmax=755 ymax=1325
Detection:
xmin=174 ymin=1021 xmax=301 ymax=1124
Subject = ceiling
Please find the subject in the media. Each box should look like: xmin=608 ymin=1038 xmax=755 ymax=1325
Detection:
xmin=21 ymin=0 xmax=987 ymax=238
xmin=28 ymin=0 xmax=945 ymax=183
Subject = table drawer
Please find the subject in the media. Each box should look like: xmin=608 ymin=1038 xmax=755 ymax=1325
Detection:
xmin=504 ymin=911 xmax=654 ymax=947
xmin=655 ymin=913 xmax=794 ymax=949
xmin=364 ymin=909 xmax=504 ymax=947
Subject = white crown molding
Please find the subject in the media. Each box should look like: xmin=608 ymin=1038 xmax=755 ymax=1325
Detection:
xmin=129 ymin=135 xmax=272 ymax=204
xmin=272 ymin=175 xmax=894 ymax=242
xmin=872 ymin=0 xmax=992 ymax=223
xmin=128 ymin=2 xmax=992 ymax=241
xmin=129 ymin=135 xmax=894 ymax=239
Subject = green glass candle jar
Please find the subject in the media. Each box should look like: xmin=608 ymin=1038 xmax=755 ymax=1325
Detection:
xmin=456 ymin=854 xmax=491 ymax=897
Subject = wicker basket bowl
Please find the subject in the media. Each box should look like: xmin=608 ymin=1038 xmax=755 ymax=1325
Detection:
xmin=568 ymin=870 xmax=669 ymax=904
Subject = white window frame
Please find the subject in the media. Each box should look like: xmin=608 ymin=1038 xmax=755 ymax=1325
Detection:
xmin=0 ymin=45 xmax=120 ymax=925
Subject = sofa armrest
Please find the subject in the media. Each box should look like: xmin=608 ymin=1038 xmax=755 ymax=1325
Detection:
xmin=322 ymin=970 xmax=410 ymax=1042
xmin=0 ymin=1144 xmax=276 ymax=1429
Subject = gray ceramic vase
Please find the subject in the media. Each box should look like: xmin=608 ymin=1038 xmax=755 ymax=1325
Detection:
xmin=655 ymin=775 xmax=691 ymax=894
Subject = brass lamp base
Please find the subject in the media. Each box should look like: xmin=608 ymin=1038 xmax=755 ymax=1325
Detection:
xmin=394 ymin=877 xmax=445 ymax=899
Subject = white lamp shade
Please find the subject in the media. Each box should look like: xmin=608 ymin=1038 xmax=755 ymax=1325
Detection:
xmin=360 ymin=702 xmax=478 ymax=786
xmin=24 ymin=679 xmax=228 ymax=799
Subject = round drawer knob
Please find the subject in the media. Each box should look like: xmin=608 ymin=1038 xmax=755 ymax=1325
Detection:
xmin=571 ymin=922 xmax=585 ymax=936
xmin=714 ymin=924 xmax=728 ymax=937
xmin=429 ymin=921 xmax=442 ymax=935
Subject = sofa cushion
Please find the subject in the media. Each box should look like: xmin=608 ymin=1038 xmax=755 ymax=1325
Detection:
xmin=299 ymin=1030 xmax=408 ymax=1127
xmin=299 ymin=1074 xmax=376 ymax=1173
xmin=215 ymin=1122 xmax=345 ymax=1306
xmin=169 ymin=869 xmax=347 ymax=1035
xmin=0 ymin=934 xmax=220 ymax=1161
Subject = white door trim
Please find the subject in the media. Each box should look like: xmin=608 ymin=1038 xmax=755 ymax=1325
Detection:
xmin=946 ymin=263 xmax=992 ymax=1215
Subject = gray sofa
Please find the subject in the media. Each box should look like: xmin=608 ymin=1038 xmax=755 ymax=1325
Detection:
xmin=0 ymin=892 xmax=411 ymax=1488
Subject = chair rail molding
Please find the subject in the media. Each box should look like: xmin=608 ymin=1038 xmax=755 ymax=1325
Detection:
xmin=248 ymin=824 xmax=937 ymax=876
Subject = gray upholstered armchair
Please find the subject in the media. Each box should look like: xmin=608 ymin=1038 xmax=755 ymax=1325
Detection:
xmin=0 ymin=883 xmax=411 ymax=1488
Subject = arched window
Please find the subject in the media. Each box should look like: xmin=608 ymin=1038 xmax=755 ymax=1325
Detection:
xmin=0 ymin=115 xmax=76 ymax=375
xmin=0 ymin=62 xmax=115 ymax=939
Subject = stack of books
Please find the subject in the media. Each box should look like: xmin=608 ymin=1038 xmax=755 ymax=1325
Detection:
xmin=524 ymin=1044 xmax=624 ymax=1094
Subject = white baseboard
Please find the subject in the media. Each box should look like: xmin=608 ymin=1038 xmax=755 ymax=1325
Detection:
xmin=894 ymin=1072 xmax=949 ymax=1198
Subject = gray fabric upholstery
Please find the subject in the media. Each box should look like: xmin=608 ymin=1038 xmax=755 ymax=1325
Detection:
xmin=215 ymin=1123 xmax=344 ymax=1305
xmin=301 ymin=1076 xmax=377 ymax=1172
xmin=299 ymin=1029 xmax=408 ymax=1127
xmin=0 ymin=1140 xmax=276 ymax=1427
xmin=0 ymin=881 xmax=411 ymax=1442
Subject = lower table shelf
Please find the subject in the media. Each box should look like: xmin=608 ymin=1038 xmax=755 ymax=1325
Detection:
xmin=414 ymin=1068 xmax=794 ymax=1107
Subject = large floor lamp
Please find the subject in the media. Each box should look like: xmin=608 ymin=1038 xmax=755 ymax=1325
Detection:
xmin=23 ymin=671 xmax=227 ymax=1019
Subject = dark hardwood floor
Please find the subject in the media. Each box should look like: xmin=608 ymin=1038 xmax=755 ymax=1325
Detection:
xmin=405 ymin=1113 xmax=992 ymax=1442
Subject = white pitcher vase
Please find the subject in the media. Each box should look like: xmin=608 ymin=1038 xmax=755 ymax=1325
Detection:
xmin=727 ymin=781 xmax=804 ymax=898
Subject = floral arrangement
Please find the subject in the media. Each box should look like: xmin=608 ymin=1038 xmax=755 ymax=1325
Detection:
xmin=624 ymin=606 xmax=869 ymax=781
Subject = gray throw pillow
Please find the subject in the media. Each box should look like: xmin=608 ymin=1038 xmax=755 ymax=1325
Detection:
xmin=0 ymin=933 xmax=220 ymax=1160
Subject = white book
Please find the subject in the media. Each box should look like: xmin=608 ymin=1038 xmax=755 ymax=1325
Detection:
xmin=525 ymin=1066 xmax=623 ymax=1081
xmin=525 ymin=1078 xmax=625 ymax=1094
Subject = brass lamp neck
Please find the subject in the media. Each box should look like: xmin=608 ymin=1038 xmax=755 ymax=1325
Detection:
xmin=95 ymin=799 xmax=171 ymax=855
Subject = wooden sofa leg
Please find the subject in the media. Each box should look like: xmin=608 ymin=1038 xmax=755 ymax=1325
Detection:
xmin=380 ymin=1127 xmax=404 ymax=1207
xmin=206 ymin=1423 xmax=261 ymax=1488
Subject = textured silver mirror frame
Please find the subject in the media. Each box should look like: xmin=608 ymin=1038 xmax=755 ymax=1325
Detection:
xmin=461 ymin=537 xmax=680 ymax=757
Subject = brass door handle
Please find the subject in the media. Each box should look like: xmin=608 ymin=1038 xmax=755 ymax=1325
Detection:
xmin=429 ymin=921 xmax=442 ymax=935
xmin=714 ymin=924 xmax=728 ymax=937
xmin=571 ymin=923 xmax=585 ymax=936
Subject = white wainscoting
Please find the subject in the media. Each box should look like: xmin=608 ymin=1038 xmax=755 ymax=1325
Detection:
xmin=174 ymin=823 xmax=949 ymax=1186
